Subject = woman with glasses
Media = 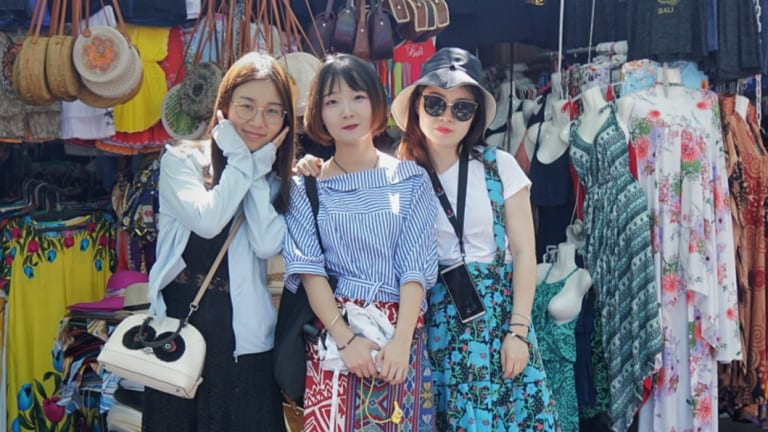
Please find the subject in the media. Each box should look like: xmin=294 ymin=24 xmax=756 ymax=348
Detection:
xmin=144 ymin=52 xmax=295 ymax=432
xmin=391 ymin=47 xmax=560 ymax=431
xmin=283 ymin=53 xmax=438 ymax=431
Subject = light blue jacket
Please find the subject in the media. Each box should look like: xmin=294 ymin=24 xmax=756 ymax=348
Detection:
xmin=148 ymin=120 xmax=285 ymax=358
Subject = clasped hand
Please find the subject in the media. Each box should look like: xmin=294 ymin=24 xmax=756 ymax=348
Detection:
xmin=340 ymin=336 xmax=411 ymax=384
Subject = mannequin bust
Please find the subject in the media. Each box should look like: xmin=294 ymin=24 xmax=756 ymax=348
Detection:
xmin=535 ymin=98 xmax=571 ymax=164
xmin=522 ymin=96 xmax=543 ymax=124
xmin=735 ymin=94 xmax=750 ymax=119
xmin=535 ymin=242 xmax=592 ymax=325
xmin=488 ymin=79 xmax=521 ymax=131
xmin=572 ymin=86 xmax=609 ymax=145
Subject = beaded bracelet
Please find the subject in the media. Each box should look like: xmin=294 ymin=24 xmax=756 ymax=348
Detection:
xmin=337 ymin=334 xmax=357 ymax=351
xmin=506 ymin=331 xmax=529 ymax=345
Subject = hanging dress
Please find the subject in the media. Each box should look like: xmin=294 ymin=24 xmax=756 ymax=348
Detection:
xmin=427 ymin=146 xmax=560 ymax=432
xmin=532 ymin=265 xmax=581 ymax=432
xmin=717 ymin=95 xmax=768 ymax=422
xmin=569 ymin=103 xmax=662 ymax=432
xmin=626 ymin=84 xmax=741 ymax=432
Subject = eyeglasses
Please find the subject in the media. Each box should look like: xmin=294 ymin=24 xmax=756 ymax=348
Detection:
xmin=422 ymin=94 xmax=478 ymax=122
xmin=233 ymin=102 xmax=287 ymax=125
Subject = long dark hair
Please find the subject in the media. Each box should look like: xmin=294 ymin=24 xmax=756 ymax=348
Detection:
xmin=396 ymin=85 xmax=487 ymax=171
xmin=207 ymin=52 xmax=297 ymax=214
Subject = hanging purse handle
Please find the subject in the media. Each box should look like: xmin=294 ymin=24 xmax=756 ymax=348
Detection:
xmin=139 ymin=213 xmax=245 ymax=348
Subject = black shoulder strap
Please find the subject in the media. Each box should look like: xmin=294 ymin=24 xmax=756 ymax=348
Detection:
xmin=303 ymin=175 xmax=324 ymax=253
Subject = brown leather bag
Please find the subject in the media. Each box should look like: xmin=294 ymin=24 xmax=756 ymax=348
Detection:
xmin=384 ymin=0 xmax=410 ymax=23
xmin=397 ymin=0 xmax=430 ymax=42
xmin=304 ymin=0 xmax=335 ymax=55
xmin=333 ymin=0 xmax=357 ymax=54
xmin=368 ymin=0 xmax=394 ymax=60
xmin=352 ymin=0 xmax=369 ymax=59
xmin=417 ymin=0 xmax=449 ymax=40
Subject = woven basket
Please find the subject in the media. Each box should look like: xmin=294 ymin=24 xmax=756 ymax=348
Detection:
xmin=160 ymin=84 xmax=207 ymax=140
xmin=179 ymin=62 xmax=223 ymax=120
xmin=73 ymin=26 xmax=132 ymax=84
xmin=46 ymin=35 xmax=81 ymax=101
xmin=79 ymin=70 xmax=143 ymax=108
xmin=13 ymin=36 xmax=54 ymax=105
xmin=81 ymin=43 xmax=142 ymax=99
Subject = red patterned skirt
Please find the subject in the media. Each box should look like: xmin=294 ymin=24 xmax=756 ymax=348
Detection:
xmin=303 ymin=299 xmax=435 ymax=432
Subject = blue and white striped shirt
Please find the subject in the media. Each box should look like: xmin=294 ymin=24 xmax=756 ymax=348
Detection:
xmin=284 ymin=160 xmax=438 ymax=308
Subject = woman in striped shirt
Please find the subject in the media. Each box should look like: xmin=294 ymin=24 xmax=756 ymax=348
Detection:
xmin=283 ymin=54 xmax=439 ymax=431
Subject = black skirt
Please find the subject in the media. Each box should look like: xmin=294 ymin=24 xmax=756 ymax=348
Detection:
xmin=141 ymin=280 xmax=285 ymax=432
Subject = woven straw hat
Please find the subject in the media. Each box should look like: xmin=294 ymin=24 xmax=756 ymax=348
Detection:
xmin=276 ymin=52 xmax=321 ymax=115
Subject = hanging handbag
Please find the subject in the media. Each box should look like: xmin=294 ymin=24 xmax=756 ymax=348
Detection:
xmin=98 ymin=214 xmax=245 ymax=399
xmin=333 ymin=0 xmax=358 ymax=54
xmin=304 ymin=0 xmax=335 ymax=56
xmin=274 ymin=176 xmax=336 ymax=404
xmin=351 ymin=0 xmax=370 ymax=60
xmin=368 ymin=0 xmax=395 ymax=60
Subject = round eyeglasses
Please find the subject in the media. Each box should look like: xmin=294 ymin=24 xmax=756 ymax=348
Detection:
xmin=233 ymin=102 xmax=287 ymax=125
xmin=422 ymin=94 xmax=478 ymax=122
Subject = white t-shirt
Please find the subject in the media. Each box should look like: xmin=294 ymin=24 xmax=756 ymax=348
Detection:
xmin=436 ymin=147 xmax=531 ymax=265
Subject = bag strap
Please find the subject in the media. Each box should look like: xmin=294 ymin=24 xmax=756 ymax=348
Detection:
xmin=139 ymin=213 xmax=245 ymax=348
xmin=304 ymin=175 xmax=323 ymax=252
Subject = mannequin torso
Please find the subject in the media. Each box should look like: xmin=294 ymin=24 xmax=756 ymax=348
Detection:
xmin=504 ymin=111 xmax=527 ymax=155
xmin=535 ymin=242 xmax=591 ymax=325
xmin=573 ymin=86 xmax=609 ymax=145
xmin=536 ymin=98 xmax=571 ymax=164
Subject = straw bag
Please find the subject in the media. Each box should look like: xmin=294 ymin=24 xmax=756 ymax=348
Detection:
xmin=13 ymin=0 xmax=54 ymax=105
xmin=45 ymin=0 xmax=82 ymax=101
xmin=73 ymin=0 xmax=143 ymax=101
xmin=98 ymin=215 xmax=244 ymax=399
xmin=161 ymin=83 xmax=207 ymax=140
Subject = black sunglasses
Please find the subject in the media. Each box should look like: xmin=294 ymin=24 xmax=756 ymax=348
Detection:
xmin=422 ymin=94 xmax=478 ymax=122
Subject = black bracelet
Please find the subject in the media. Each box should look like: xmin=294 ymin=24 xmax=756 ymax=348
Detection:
xmin=337 ymin=334 xmax=357 ymax=351
xmin=509 ymin=322 xmax=529 ymax=328
xmin=507 ymin=331 xmax=529 ymax=345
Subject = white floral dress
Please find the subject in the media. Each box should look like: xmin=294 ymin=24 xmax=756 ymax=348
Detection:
xmin=626 ymin=84 xmax=741 ymax=432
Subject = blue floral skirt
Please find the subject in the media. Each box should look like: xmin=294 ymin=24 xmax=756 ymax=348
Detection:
xmin=427 ymin=261 xmax=560 ymax=432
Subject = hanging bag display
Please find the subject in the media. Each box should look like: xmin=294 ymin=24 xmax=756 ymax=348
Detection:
xmin=98 ymin=214 xmax=245 ymax=399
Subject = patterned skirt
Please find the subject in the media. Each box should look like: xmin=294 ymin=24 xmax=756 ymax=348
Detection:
xmin=303 ymin=299 xmax=435 ymax=432
xmin=427 ymin=261 xmax=560 ymax=432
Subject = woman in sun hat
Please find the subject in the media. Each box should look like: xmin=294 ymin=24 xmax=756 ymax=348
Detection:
xmin=392 ymin=47 xmax=560 ymax=431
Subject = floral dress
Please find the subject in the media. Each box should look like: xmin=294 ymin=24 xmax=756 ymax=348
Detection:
xmin=427 ymin=146 xmax=560 ymax=432
xmin=626 ymin=85 xmax=741 ymax=432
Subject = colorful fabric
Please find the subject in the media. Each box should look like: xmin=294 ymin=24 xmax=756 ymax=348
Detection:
xmin=427 ymin=146 xmax=560 ymax=432
xmin=303 ymin=299 xmax=435 ymax=432
xmin=717 ymin=94 xmax=768 ymax=420
xmin=3 ymin=212 xmax=115 ymax=431
xmin=627 ymin=85 xmax=741 ymax=432
xmin=532 ymin=266 xmax=580 ymax=432
xmin=569 ymin=103 xmax=662 ymax=432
